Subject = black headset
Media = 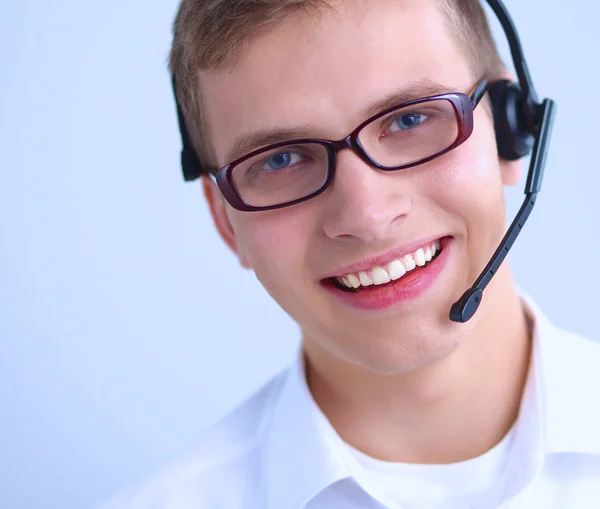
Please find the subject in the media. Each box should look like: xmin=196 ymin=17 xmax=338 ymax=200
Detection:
xmin=170 ymin=0 xmax=556 ymax=323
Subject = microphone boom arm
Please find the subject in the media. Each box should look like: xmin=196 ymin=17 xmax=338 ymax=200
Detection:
xmin=449 ymin=98 xmax=557 ymax=323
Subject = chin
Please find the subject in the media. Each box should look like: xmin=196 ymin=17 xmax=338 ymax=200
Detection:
xmin=369 ymin=336 xmax=463 ymax=375
xmin=332 ymin=315 xmax=472 ymax=375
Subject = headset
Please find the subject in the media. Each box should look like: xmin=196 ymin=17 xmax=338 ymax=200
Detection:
xmin=170 ymin=0 xmax=556 ymax=324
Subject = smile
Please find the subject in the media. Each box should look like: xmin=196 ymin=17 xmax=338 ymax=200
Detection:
xmin=322 ymin=237 xmax=452 ymax=311
xmin=333 ymin=240 xmax=443 ymax=293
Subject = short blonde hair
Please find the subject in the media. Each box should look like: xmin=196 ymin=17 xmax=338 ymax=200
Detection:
xmin=168 ymin=0 xmax=505 ymax=168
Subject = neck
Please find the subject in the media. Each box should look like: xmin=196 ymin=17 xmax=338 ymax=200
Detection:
xmin=303 ymin=271 xmax=532 ymax=464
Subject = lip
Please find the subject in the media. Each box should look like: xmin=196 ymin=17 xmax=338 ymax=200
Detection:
xmin=321 ymin=237 xmax=452 ymax=311
xmin=320 ymin=235 xmax=447 ymax=280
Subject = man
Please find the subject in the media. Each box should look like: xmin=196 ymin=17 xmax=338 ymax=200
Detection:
xmin=101 ymin=0 xmax=600 ymax=507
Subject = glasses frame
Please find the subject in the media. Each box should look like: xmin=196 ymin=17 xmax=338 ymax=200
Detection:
xmin=210 ymin=79 xmax=489 ymax=212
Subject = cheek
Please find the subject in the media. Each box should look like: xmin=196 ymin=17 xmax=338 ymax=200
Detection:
xmin=427 ymin=126 xmax=506 ymax=222
xmin=231 ymin=207 xmax=316 ymax=289
xmin=420 ymin=133 xmax=508 ymax=276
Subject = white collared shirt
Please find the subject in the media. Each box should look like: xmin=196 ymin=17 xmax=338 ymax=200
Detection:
xmin=343 ymin=419 xmax=517 ymax=508
xmin=98 ymin=295 xmax=600 ymax=509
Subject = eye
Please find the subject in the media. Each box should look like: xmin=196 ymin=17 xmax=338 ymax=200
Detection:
xmin=388 ymin=112 xmax=427 ymax=132
xmin=240 ymin=145 xmax=320 ymax=183
xmin=262 ymin=151 xmax=303 ymax=170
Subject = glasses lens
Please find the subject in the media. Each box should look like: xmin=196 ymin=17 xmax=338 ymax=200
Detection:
xmin=358 ymin=98 xmax=460 ymax=168
xmin=231 ymin=142 xmax=329 ymax=208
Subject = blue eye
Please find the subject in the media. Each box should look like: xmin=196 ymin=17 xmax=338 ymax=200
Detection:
xmin=261 ymin=151 xmax=303 ymax=171
xmin=241 ymin=147 xmax=316 ymax=184
xmin=266 ymin=152 xmax=292 ymax=170
xmin=391 ymin=113 xmax=426 ymax=131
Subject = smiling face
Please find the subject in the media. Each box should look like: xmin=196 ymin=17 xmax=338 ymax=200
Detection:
xmin=200 ymin=0 xmax=520 ymax=374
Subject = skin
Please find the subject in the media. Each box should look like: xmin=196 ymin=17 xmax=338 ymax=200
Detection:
xmin=199 ymin=0 xmax=531 ymax=464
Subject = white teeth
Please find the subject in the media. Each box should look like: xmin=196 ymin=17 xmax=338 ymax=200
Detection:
xmin=424 ymin=246 xmax=432 ymax=262
xmin=388 ymin=259 xmax=406 ymax=280
xmin=347 ymin=273 xmax=361 ymax=289
xmin=358 ymin=271 xmax=373 ymax=287
xmin=372 ymin=267 xmax=391 ymax=285
xmin=335 ymin=240 xmax=443 ymax=289
xmin=414 ymin=248 xmax=426 ymax=267
xmin=403 ymin=254 xmax=416 ymax=271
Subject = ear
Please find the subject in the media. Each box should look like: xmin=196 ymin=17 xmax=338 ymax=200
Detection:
xmin=202 ymin=177 xmax=252 ymax=269
xmin=500 ymin=159 xmax=522 ymax=187
xmin=487 ymin=70 xmax=523 ymax=188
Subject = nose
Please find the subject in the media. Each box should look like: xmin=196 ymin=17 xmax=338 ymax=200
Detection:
xmin=321 ymin=150 xmax=413 ymax=243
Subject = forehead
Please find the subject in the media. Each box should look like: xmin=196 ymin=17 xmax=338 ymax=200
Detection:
xmin=201 ymin=0 xmax=473 ymax=166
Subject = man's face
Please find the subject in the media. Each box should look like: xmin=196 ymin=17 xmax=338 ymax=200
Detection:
xmin=200 ymin=0 xmax=519 ymax=373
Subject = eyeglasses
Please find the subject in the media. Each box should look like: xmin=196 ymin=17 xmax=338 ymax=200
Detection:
xmin=209 ymin=80 xmax=489 ymax=211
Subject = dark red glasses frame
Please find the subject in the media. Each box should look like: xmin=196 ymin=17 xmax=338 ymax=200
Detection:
xmin=210 ymin=79 xmax=489 ymax=212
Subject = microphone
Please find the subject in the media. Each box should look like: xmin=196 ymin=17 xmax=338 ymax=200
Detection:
xmin=449 ymin=98 xmax=556 ymax=323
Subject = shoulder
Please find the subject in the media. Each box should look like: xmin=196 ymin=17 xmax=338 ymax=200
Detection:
xmin=537 ymin=306 xmax=600 ymax=393
xmin=536 ymin=314 xmax=600 ymax=454
xmin=96 ymin=368 xmax=288 ymax=509
xmin=542 ymin=323 xmax=600 ymax=372
xmin=524 ymin=291 xmax=600 ymax=372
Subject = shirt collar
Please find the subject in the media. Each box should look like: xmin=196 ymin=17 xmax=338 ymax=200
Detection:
xmin=521 ymin=292 xmax=600 ymax=456
xmin=264 ymin=293 xmax=600 ymax=509
xmin=494 ymin=292 xmax=600 ymax=505
xmin=264 ymin=347 xmax=351 ymax=509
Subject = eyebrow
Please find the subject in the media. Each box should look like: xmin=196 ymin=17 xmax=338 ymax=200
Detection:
xmin=224 ymin=78 xmax=455 ymax=163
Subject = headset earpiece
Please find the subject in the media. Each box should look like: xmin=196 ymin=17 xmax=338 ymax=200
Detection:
xmin=488 ymin=79 xmax=535 ymax=161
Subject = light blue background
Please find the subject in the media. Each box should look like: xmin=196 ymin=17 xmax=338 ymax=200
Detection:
xmin=1 ymin=1 xmax=598 ymax=508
